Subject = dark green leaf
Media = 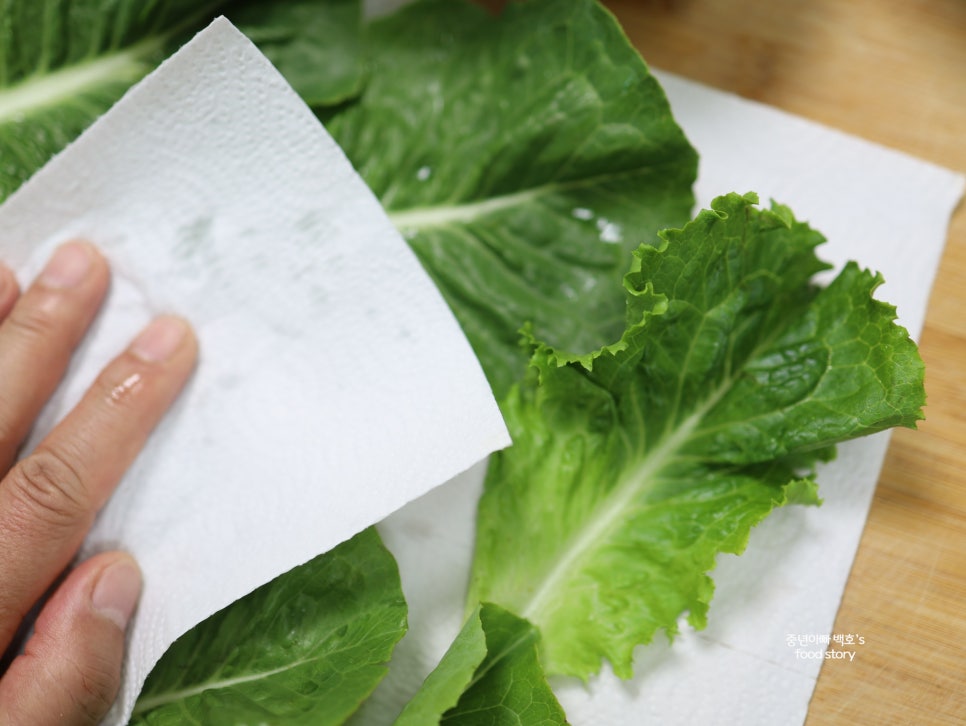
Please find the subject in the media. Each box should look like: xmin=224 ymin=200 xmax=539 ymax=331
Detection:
xmin=230 ymin=0 xmax=364 ymax=106
xmin=131 ymin=528 xmax=408 ymax=725
xmin=327 ymin=0 xmax=698 ymax=398
xmin=0 ymin=0 xmax=363 ymax=202
xmin=0 ymin=0 xmax=225 ymax=200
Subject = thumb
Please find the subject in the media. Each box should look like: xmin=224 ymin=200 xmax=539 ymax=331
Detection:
xmin=0 ymin=552 xmax=141 ymax=725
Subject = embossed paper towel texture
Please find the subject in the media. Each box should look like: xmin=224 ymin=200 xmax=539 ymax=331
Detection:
xmin=0 ymin=18 xmax=509 ymax=724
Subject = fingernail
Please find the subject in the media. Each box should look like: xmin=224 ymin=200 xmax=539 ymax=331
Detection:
xmin=130 ymin=316 xmax=188 ymax=362
xmin=39 ymin=242 xmax=93 ymax=289
xmin=91 ymin=558 xmax=142 ymax=630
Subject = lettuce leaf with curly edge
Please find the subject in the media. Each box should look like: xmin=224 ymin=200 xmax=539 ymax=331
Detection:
xmin=327 ymin=0 xmax=698 ymax=398
xmin=469 ymin=192 xmax=925 ymax=679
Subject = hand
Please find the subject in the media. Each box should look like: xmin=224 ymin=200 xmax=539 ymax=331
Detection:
xmin=0 ymin=242 xmax=197 ymax=724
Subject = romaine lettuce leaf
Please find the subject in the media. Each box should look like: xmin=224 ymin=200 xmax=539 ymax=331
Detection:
xmin=326 ymin=0 xmax=698 ymax=398
xmin=231 ymin=0 xmax=365 ymax=106
xmin=0 ymin=0 xmax=222 ymax=200
xmin=468 ymin=192 xmax=925 ymax=679
xmin=131 ymin=528 xmax=407 ymax=725
xmin=0 ymin=0 xmax=363 ymax=201
xmin=395 ymin=604 xmax=567 ymax=726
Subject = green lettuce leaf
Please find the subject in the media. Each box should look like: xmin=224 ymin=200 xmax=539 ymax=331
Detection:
xmin=0 ymin=0 xmax=223 ymax=200
xmin=131 ymin=528 xmax=407 ymax=725
xmin=468 ymin=192 xmax=925 ymax=679
xmin=395 ymin=604 xmax=567 ymax=726
xmin=326 ymin=0 xmax=698 ymax=398
xmin=230 ymin=0 xmax=364 ymax=106
xmin=0 ymin=0 xmax=363 ymax=202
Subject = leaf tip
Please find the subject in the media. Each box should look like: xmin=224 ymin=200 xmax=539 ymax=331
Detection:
xmin=783 ymin=478 xmax=823 ymax=507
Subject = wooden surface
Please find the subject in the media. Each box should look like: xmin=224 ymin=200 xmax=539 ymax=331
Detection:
xmin=602 ymin=1 xmax=966 ymax=723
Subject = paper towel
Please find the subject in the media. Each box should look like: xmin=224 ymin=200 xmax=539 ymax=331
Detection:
xmin=0 ymin=18 xmax=509 ymax=723
xmin=353 ymin=74 xmax=965 ymax=724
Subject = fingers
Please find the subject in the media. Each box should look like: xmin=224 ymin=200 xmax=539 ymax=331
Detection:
xmin=0 ymin=314 xmax=197 ymax=650
xmin=0 ymin=552 xmax=141 ymax=726
xmin=0 ymin=244 xmax=198 ymax=723
xmin=0 ymin=242 xmax=110 ymax=472
xmin=0 ymin=263 xmax=19 ymax=322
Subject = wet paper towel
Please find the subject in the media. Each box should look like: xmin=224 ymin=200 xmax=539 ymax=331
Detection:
xmin=351 ymin=74 xmax=965 ymax=725
xmin=0 ymin=18 xmax=509 ymax=724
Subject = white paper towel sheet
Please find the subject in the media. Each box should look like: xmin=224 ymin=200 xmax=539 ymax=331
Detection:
xmin=353 ymin=75 xmax=966 ymax=724
xmin=0 ymin=18 xmax=510 ymax=724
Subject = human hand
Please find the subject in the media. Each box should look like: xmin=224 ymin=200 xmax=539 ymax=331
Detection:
xmin=0 ymin=242 xmax=197 ymax=724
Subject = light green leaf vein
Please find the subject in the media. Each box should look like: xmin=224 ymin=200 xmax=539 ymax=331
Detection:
xmin=0 ymin=39 xmax=157 ymax=123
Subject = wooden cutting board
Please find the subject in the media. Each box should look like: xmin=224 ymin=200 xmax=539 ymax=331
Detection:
xmin=602 ymin=1 xmax=966 ymax=722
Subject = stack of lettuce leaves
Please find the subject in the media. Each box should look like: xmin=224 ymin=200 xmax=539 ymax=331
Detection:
xmin=0 ymin=0 xmax=924 ymax=723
